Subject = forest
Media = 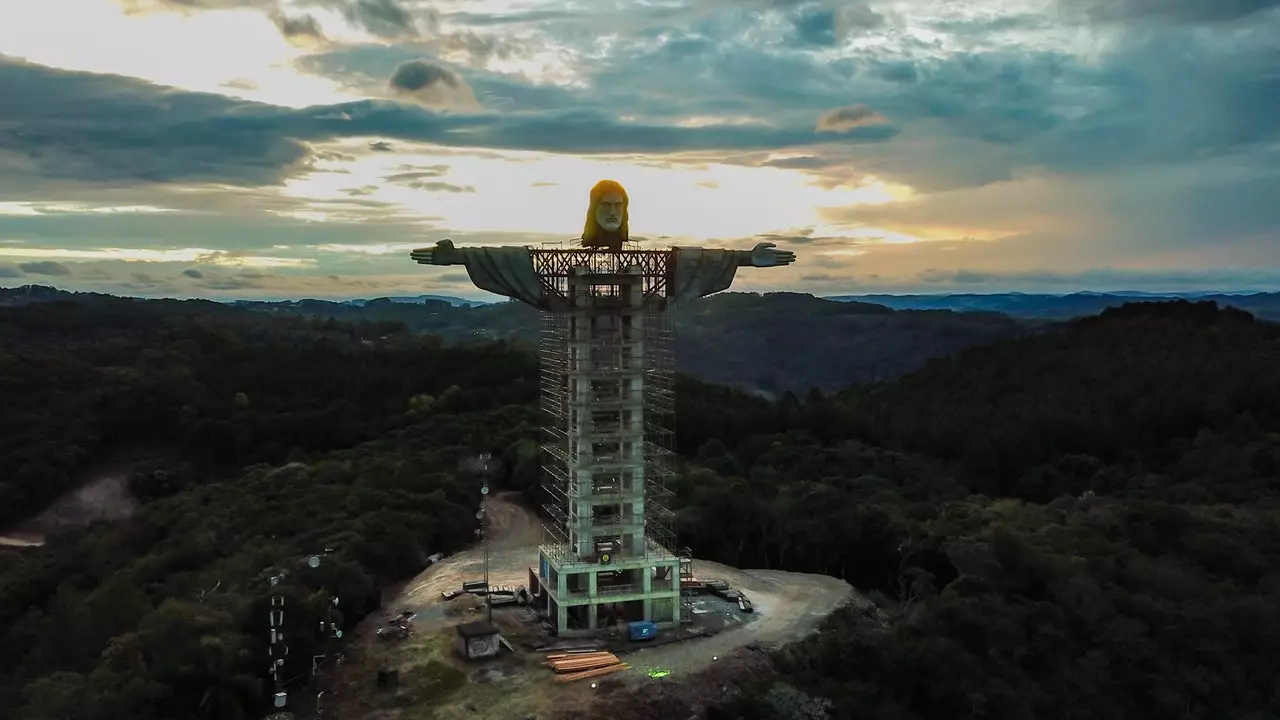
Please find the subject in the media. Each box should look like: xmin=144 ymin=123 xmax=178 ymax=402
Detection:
xmin=1 ymin=285 xmax=1028 ymax=394
xmin=1 ymin=292 xmax=1279 ymax=720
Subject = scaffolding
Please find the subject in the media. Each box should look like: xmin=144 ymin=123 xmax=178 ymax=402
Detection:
xmin=535 ymin=250 xmax=683 ymax=636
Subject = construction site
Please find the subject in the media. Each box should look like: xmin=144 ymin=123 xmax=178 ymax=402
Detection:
xmin=322 ymin=243 xmax=860 ymax=719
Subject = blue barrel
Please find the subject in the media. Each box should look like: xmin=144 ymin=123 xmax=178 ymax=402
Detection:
xmin=628 ymin=620 xmax=658 ymax=641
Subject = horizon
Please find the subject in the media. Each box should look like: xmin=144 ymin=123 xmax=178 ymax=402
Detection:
xmin=5 ymin=281 xmax=1278 ymax=307
xmin=1 ymin=0 xmax=1278 ymax=299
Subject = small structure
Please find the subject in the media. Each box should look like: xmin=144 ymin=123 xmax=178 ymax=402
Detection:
xmin=455 ymin=620 xmax=501 ymax=661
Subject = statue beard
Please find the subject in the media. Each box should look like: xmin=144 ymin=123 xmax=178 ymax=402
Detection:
xmin=596 ymin=211 xmax=622 ymax=233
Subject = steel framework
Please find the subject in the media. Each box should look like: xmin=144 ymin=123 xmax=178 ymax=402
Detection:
xmin=538 ymin=250 xmax=678 ymax=564
xmin=535 ymin=249 xmax=684 ymax=635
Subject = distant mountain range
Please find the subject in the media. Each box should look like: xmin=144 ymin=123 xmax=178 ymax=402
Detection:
xmin=825 ymin=292 xmax=1280 ymax=321
xmin=5 ymin=284 xmax=1277 ymax=392
xmin=233 ymin=294 xmax=487 ymax=308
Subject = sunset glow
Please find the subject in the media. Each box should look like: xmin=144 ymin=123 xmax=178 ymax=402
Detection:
xmin=0 ymin=0 xmax=1276 ymax=299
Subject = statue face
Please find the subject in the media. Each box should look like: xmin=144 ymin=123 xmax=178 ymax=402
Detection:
xmin=595 ymin=191 xmax=625 ymax=233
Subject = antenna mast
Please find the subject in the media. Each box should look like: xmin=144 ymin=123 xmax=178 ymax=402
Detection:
xmin=478 ymin=452 xmax=493 ymax=624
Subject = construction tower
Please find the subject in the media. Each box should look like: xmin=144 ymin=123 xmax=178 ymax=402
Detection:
xmin=534 ymin=250 xmax=680 ymax=637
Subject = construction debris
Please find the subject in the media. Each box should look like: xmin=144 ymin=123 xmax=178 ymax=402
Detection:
xmin=375 ymin=610 xmax=417 ymax=641
xmin=543 ymin=651 xmax=629 ymax=682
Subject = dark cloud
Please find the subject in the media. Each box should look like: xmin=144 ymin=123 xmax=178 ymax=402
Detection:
xmin=793 ymin=8 xmax=839 ymax=46
xmin=126 ymin=0 xmax=422 ymax=39
xmin=384 ymin=166 xmax=449 ymax=183
xmin=196 ymin=272 xmax=272 ymax=290
xmin=332 ymin=0 xmax=423 ymax=39
xmin=437 ymin=30 xmax=516 ymax=64
xmin=182 ymin=268 xmax=204 ymax=278
xmin=816 ymin=104 xmax=889 ymax=132
xmin=1058 ymin=0 xmax=1280 ymax=25
xmin=791 ymin=3 xmax=884 ymax=46
xmin=872 ymin=60 xmax=918 ymax=84
xmin=0 ymin=265 xmax=21 ymax=278
xmin=754 ymin=231 xmax=847 ymax=246
xmin=0 ymin=57 xmax=897 ymax=190
xmin=406 ymin=181 xmax=474 ymax=193
xmin=758 ymin=155 xmax=834 ymax=170
xmin=916 ymin=266 xmax=1280 ymax=291
xmin=439 ymin=9 xmax=576 ymax=26
xmin=270 ymin=12 xmax=325 ymax=44
xmin=18 ymin=261 xmax=72 ymax=276
xmin=0 ymin=56 xmax=312 ymax=187
xmin=388 ymin=60 xmax=476 ymax=107
xmin=368 ymin=140 xmax=394 ymax=152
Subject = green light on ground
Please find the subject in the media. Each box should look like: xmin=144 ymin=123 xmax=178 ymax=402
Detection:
xmin=646 ymin=668 xmax=671 ymax=679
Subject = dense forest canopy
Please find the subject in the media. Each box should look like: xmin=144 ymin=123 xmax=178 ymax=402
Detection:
xmin=2 ymin=291 xmax=1279 ymax=720
xmin=1 ymin=285 xmax=1029 ymax=394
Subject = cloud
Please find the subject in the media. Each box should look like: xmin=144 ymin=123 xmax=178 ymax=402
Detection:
xmin=0 ymin=265 xmax=20 ymax=278
xmin=388 ymin=59 xmax=478 ymax=108
xmin=122 ymin=0 xmax=424 ymax=40
xmin=791 ymin=3 xmax=885 ymax=47
xmin=220 ymin=77 xmax=260 ymax=91
xmin=405 ymin=181 xmax=474 ymax=193
xmin=18 ymin=261 xmax=72 ymax=276
xmin=816 ymin=104 xmax=890 ymax=133
xmin=0 ymin=56 xmax=312 ymax=187
xmin=384 ymin=165 xmax=449 ymax=183
xmin=1057 ymin=0 xmax=1280 ymax=25
xmin=270 ymin=12 xmax=326 ymax=46
xmin=182 ymin=268 xmax=204 ymax=278
xmin=0 ymin=56 xmax=900 ymax=191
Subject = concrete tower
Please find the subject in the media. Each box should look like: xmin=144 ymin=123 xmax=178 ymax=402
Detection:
xmin=536 ymin=257 xmax=680 ymax=637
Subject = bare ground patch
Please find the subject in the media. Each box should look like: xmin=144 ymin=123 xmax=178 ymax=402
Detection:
xmin=337 ymin=494 xmax=863 ymax=719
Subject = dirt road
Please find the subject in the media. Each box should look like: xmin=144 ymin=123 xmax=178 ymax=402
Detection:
xmin=0 ymin=471 xmax=138 ymax=549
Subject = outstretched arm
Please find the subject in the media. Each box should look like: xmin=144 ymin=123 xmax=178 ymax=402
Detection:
xmin=737 ymin=242 xmax=796 ymax=268
xmin=671 ymin=242 xmax=798 ymax=303
xmin=409 ymin=239 xmax=467 ymax=266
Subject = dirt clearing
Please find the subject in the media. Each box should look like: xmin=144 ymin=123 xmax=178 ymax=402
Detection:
xmin=372 ymin=493 xmax=858 ymax=679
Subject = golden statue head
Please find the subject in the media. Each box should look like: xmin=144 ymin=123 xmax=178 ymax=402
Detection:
xmin=581 ymin=179 xmax=629 ymax=250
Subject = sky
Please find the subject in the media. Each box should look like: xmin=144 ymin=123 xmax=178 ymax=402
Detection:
xmin=0 ymin=0 xmax=1278 ymax=301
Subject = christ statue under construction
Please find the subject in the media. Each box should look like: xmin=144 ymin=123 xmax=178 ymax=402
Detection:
xmin=410 ymin=180 xmax=796 ymax=637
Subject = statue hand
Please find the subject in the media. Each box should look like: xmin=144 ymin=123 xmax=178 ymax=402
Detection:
xmin=749 ymin=242 xmax=796 ymax=268
xmin=410 ymin=239 xmax=463 ymax=266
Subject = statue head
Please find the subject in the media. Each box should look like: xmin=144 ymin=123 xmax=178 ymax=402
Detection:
xmin=582 ymin=179 xmax=629 ymax=245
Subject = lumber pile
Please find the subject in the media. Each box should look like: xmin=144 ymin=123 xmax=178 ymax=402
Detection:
xmin=543 ymin=651 xmax=629 ymax=682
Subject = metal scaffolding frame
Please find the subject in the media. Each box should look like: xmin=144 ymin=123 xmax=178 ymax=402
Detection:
xmin=538 ymin=250 xmax=679 ymax=568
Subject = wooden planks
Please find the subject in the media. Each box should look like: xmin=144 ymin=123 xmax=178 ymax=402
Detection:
xmin=543 ymin=651 xmax=628 ymax=681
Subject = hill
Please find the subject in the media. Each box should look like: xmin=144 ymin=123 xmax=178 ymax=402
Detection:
xmin=842 ymin=300 xmax=1280 ymax=501
xmin=828 ymin=291 xmax=1280 ymax=321
xmin=3 ymin=295 xmax=1279 ymax=720
xmin=1 ymin=285 xmax=1031 ymax=395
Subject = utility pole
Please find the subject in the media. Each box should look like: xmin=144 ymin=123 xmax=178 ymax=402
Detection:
xmin=267 ymin=572 xmax=289 ymax=714
xmin=478 ymin=453 xmax=493 ymax=624
xmin=307 ymin=548 xmax=343 ymax=720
